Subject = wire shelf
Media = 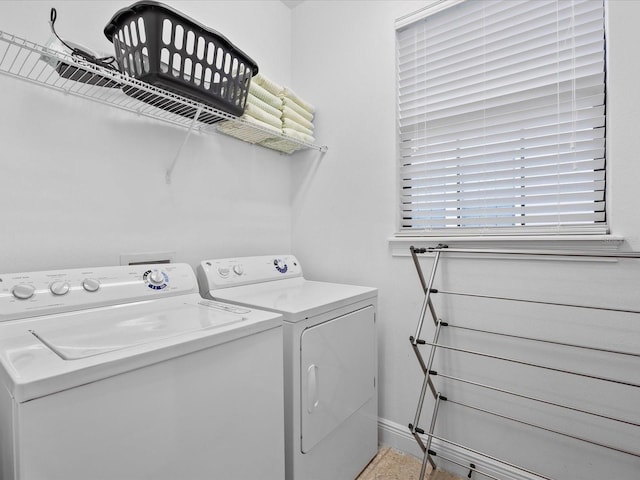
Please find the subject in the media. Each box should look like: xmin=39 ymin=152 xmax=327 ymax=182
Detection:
xmin=0 ymin=30 xmax=327 ymax=154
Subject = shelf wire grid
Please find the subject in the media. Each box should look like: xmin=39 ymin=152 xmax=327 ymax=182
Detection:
xmin=0 ymin=30 xmax=327 ymax=154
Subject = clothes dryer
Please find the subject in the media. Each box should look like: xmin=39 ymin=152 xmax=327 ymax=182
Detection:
xmin=0 ymin=263 xmax=284 ymax=480
xmin=197 ymin=255 xmax=378 ymax=480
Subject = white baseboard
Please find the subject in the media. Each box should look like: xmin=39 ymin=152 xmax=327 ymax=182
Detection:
xmin=377 ymin=417 xmax=541 ymax=480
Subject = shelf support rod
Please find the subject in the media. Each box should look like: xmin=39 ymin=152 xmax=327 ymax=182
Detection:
xmin=166 ymin=106 xmax=202 ymax=184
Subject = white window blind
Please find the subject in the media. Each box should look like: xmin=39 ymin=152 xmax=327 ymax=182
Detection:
xmin=397 ymin=0 xmax=606 ymax=235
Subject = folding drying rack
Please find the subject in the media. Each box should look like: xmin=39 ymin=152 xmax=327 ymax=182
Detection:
xmin=408 ymin=245 xmax=640 ymax=480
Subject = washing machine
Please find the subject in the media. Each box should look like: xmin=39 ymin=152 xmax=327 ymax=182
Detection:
xmin=0 ymin=263 xmax=285 ymax=480
xmin=197 ymin=255 xmax=378 ymax=480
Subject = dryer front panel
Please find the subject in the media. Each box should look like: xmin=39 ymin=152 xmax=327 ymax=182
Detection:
xmin=300 ymin=306 xmax=376 ymax=453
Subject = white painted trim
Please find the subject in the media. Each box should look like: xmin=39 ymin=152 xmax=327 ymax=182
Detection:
xmin=388 ymin=235 xmax=625 ymax=258
xmin=377 ymin=416 xmax=425 ymax=459
xmin=395 ymin=0 xmax=466 ymax=30
xmin=377 ymin=417 xmax=541 ymax=480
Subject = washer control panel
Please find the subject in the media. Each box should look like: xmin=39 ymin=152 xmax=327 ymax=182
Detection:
xmin=198 ymin=255 xmax=303 ymax=290
xmin=0 ymin=263 xmax=198 ymax=323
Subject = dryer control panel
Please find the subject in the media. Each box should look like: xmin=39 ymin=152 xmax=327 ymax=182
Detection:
xmin=198 ymin=255 xmax=303 ymax=290
xmin=0 ymin=263 xmax=198 ymax=322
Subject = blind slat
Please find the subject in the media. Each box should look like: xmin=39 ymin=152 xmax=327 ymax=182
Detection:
xmin=399 ymin=41 xmax=604 ymax=97
xmin=403 ymin=190 xmax=604 ymax=212
xmin=400 ymin=115 xmax=605 ymax=158
xmin=398 ymin=25 xmax=603 ymax=87
xmin=402 ymin=212 xmax=606 ymax=229
xmin=399 ymin=74 xmax=604 ymax=127
xmin=403 ymin=162 xmax=607 ymax=186
xmin=401 ymin=126 xmax=605 ymax=163
xmin=402 ymin=170 xmax=605 ymax=194
xmin=402 ymin=180 xmax=606 ymax=202
xmin=404 ymin=203 xmax=605 ymax=221
xmin=398 ymin=5 xmax=602 ymax=66
xmin=400 ymin=101 xmax=604 ymax=147
xmin=400 ymin=141 xmax=605 ymax=177
xmin=400 ymin=62 xmax=604 ymax=121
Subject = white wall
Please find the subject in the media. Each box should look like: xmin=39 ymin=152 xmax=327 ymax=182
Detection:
xmin=2 ymin=0 xmax=639 ymax=478
xmin=291 ymin=1 xmax=640 ymax=479
xmin=0 ymin=0 xmax=294 ymax=272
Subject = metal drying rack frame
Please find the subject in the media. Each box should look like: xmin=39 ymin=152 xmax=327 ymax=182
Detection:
xmin=408 ymin=244 xmax=640 ymax=480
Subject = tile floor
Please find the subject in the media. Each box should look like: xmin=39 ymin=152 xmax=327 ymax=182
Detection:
xmin=356 ymin=447 xmax=464 ymax=480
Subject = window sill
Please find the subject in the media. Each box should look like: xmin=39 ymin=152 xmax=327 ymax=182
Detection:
xmin=388 ymin=234 xmax=625 ymax=258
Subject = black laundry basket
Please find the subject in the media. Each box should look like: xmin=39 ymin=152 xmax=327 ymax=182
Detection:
xmin=104 ymin=1 xmax=259 ymax=124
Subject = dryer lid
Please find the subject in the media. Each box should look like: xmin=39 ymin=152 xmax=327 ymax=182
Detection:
xmin=211 ymin=278 xmax=377 ymax=322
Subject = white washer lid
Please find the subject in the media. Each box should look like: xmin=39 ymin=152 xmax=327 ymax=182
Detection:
xmin=0 ymin=295 xmax=282 ymax=402
xmin=210 ymin=278 xmax=377 ymax=322
xmin=30 ymin=302 xmax=246 ymax=360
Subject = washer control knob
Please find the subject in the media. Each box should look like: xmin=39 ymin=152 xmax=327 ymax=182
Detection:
xmin=274 ymin=259 xmax=288 ymax=274
xmin=218 ymin=266 xmax=230 ymax=278
xmin=233 ymin=264 xmax=244 ymax=276
xmin=12 ymin=283 xmax=35 ymax=300
xmin=82 ymin=278 xmax=101 ymax=292
xmin=149 ymin=271 xmax=165 ymax=285
xmin=50 ymin=280 xmax=70 ymax=296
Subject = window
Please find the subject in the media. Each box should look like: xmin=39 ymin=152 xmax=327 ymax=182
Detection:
xmin=396 ymin=0 xmax=606 ymax=235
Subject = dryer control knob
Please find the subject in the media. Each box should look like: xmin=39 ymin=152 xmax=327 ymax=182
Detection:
xmin=82 ymin=278 xmax=101 ymax=292
xmin=217 ymin=266 xmax=230 ymax=278
xmin=149 ymin=271 xmax=165 ymax=285
xmin=233 ymin=265 xmax=244 ymax=276
xmin=50 ymin=280 xmax=70 ymax=296
xmin=12 ymin=283 xmax=35 ymax=300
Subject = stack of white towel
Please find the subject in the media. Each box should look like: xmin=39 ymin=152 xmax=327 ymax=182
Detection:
xmin=216 ymin=75 xmax=283 ymax=144
xmin=280 ymin=87 xmax=316 ymax=144
xmin=217 ymin=72 xmax=316 ymax=154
